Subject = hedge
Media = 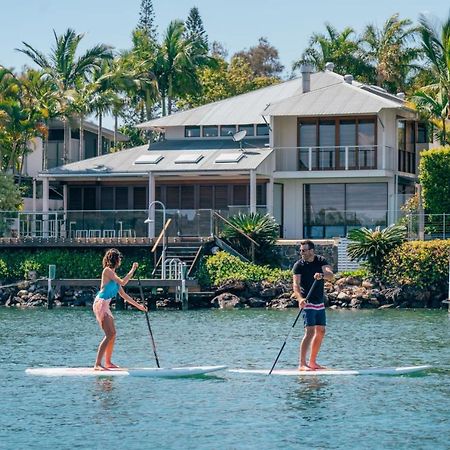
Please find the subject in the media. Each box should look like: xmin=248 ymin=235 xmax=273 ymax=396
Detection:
xmin=382 ymin=240 xmax=450 ymax=290
xmin=199 ymin=251 xmax=291 ymax=287
xmin=0 ymin=248 xmax=154 ymax=281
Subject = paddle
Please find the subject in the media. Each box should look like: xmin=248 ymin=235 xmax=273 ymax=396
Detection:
xmin=137 ymin=276 xmax=161 ymax=368
xmin=268 ymin=279 xmax=319 ymax=375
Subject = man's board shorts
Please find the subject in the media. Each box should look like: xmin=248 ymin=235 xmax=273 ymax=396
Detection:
xmin=302 ymin=303 xmax=326 ymax=327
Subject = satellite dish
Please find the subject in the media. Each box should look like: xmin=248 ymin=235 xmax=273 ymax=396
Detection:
xmin=232 ymin=130 xmax=247 ymax=142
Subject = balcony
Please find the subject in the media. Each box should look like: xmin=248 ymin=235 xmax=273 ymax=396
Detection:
xmin=0 ymin=207 xmax=268 ymax=245
xmin=276 ymin=145 xmax=394 ymax=172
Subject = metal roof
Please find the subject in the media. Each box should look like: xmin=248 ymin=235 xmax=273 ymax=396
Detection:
xmin=136 ymin=71 xmax=411 ymax=129
xmin=39 ymin=139 xmax=273 ymax=178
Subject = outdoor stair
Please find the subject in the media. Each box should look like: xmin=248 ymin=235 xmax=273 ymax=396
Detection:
xmin=153 ymin=241 xmax=203 ymax=279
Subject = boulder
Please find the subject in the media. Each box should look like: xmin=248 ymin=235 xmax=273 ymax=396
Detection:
xmin=211 ymin=293 xmax=244 ymax=309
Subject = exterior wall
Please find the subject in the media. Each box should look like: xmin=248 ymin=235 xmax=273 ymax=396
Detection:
xmin=164 ymin=126 xmax=185 ymax=139
xmin=273 ymin=116 xmax=298 ymax=171
xmin=23 ymin=138 xmax=43 ymax=178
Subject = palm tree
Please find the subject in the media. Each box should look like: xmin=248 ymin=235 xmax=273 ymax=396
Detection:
xmin=413 ymin=12 xmax=450 ymax=143
xmin=362 ymin=14 xmax=421 ymax=93
xmin=293 ymin=24 xmax=371 ymax=79
xmin=154 ymin=20 xmax=216 ymax=115
xmin=17 ymin=28 xmax=113 ymax=164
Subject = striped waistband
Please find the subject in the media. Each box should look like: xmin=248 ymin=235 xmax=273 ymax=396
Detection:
xmin=304 ymin=303 xmax=325 ymax=310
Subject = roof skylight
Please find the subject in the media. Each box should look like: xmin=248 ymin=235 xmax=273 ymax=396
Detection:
xmin=134 ymin=154 xmax=164 ymax=164
xmin=214 ymin=153 xmax=245 ymax=163
xmin=174 ymin=153 xmax=204 ymax=164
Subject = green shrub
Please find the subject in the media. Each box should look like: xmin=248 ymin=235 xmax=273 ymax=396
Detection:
xmin=338 ymin=268 xmax=369 ymax=278
xmin=203 ymin=251 xmax=291 ymax=287
xmin=382 ymin=240 xmax=450 ymax=290
xmin=0 ymin=248 xmax=153 ymax=281
xmin=419 ymin=147 xmax=450 ymax=214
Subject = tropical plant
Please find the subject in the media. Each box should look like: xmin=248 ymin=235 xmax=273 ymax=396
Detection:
xmin=361 ymin=13 xmax=421 ymax=93
xmin=0 ymin=174 xmax=22 ymax=210
xmin=418 ymin=147 xmax=450 ymax=214
xmin=293 ymin=23 xmax=371 ymax=79
xmin=220 ymin=212 xmax=280 ymax=265
xmin=17 ymin=28 xmax=113 ymax=164
xmin=412 ymin=12 xmax=450 ymax=145
xmin=347 ymin=224 xmax=407 ymax=277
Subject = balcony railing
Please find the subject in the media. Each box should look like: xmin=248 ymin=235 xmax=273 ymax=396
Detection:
xmin=295 ymin=145 xmax=393 ymax=171
xmin=0 ymin=206 xmax=268 ymax=240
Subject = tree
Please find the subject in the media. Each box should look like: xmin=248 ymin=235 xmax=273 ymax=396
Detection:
xmin=347 ymin=224 xmax=407 ymax=278
xmin=185 ymin=6 xmax=208 ymax=51
xmin=293 ymin=24 xmax=371 ymax=80
xmin=362 ymin=14 xmax=421 ymax=93
xmin=0 ymin=174 xmax=22 ymax=210
xmin=418 ymin=147 xmax=450 ymax=214
xmin=137 ymin=0 xmax=157 ymax=42
xmin=17 ymin=28 xmax=113 ymax=164
xmin=412 ymin=12 xmax=450 ymax=144
xmin=234 ymin=37 xmax=284 ymax=78
xmin=220 ymin=212 xmax=280 ymax=264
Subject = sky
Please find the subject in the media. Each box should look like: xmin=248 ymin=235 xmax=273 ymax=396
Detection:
xmin=0 ymin=0 xmax=447 ymax=127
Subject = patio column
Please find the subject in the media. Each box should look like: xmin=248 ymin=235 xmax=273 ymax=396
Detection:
xmin=42 ymin=177 xmax=49 ymax=237
xmin=266 ymin=177 xmax=274 ymax=216
xmin=63 ymin=184 xmax=68 ymax=238
xmin=147 ymin=172 xmax=155 ymax=238
xmin=250 ymin=170 xmax=257 ymax=214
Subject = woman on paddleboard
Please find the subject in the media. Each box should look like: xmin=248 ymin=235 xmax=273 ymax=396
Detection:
xmin=93 ymin=248 xmax=147 ymax=370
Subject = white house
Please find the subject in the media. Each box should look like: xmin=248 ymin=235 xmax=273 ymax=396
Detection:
xmin=36 ymin=65 xmax=429 ymax=240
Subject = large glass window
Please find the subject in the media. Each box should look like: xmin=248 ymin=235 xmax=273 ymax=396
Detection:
xmin=339 ymin=120 xmax=356 ymax=168
xmin=185 ymin=126 xmax=200 ymax=138
xmin=256 ymin=124 xmax=269 ymax=136
xmin=115 ymin=187 xmax=128 ymax=209
xmin=238 ymin=124 xmax=255 ymax=136
xmin=318 ymin=120 xmax=335 ymax=169
xmin=202 ymin=126 xmax=218 ymax=137
xmin=303 ymin=183 xmax=387 ymax=238
xmin=299 ymin=121 xmax=316 ymax=170
xmin=220 ymin=125 xmax=236 ymax=137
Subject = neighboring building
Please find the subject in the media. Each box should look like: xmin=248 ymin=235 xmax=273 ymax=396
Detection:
xmin=22 ymin=118 xmax=128 ymax=210
xmin=36 ymin=66 xmax=430 ymax=240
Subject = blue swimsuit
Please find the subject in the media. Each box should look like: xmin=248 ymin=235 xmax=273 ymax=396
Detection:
xmin=96 ymin=280 xmax=120 ymax=300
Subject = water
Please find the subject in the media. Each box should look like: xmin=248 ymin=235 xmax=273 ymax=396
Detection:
xmin=1 ymin=307 xmax=449 ymax=450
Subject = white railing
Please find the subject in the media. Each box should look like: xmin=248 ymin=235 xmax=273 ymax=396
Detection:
xmin=276 ymin=145 xmax=394 ymax=171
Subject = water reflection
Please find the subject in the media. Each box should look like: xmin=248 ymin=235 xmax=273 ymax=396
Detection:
xmin=91 ymin=378 xmax=120 ymax=411
xmin=285 ymin=377 xmax=332 ymax=421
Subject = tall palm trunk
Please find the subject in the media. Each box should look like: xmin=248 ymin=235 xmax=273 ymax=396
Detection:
xmin=97 ymin=114 xmax=103 ymax=156
xmin=63 ymin=118 xmax=71 ymax=165
xmin=161 ymin=94 xmax=167 ymax=116
xmin=43 ymin=119 xmax=49 ymax=170
xmin=114 ymin=114 xmax=118 ymax=149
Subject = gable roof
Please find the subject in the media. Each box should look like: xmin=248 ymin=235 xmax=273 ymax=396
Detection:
xmin=137 ymin=71 xmax=413 ymax=130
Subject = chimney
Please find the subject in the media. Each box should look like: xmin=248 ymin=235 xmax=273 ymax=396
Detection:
xmin=325 ymin=62 xmax=335 ymax=72
xmin=300 ymin=64 xmax=312 ymax=93
xmin=344 ymin=74 xmax=353 ymax=84
xmin=396 ymin=92 xmax=406 ymax=100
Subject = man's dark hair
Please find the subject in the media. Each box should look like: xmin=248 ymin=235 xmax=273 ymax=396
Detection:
xmin=300 ymin=239 xmax=315 ymax=250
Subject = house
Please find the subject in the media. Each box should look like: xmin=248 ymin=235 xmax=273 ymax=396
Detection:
xmin=22 ymin=118 xmax=128 ymax=210
xmin=34 ymin=64 xmax=429 ymax=240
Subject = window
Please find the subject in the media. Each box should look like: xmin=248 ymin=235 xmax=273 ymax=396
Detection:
xmin=220 ymin=125 xmax=236 ymax=137
xmin=83 ymin=187 xmax=96 ymax=210
xmin=185 ymin=126 xmax=200 ymax=137
xmin=115 ymin=187 xmax=128 ymax=209
xmin=133 ymin=187 xmax=147 ymax=209
xmin=238 ymin=124 xmax=254 ymax=136
xmin=256 ymin=124 xmax=269 ymax=136
xmin=68 ymin=187 xmax=82 ymax=210
xmin=417 ymin=123 xmax=428 ymax=143
xmin=303 ymin=183 xmax=387 ymax=238
xmin=100 ymin=187 xmax=114 ymax=210
xmin=202 ymin=126 xmax=218 ymax=137
xmin=48 ymin=129 xmax=64 ymax=141
xmin=232 ymin=185 xmax=248 ymax=205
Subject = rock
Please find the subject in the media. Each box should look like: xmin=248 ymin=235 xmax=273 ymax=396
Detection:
xmin=215 ymin=280 xmax=246 ymax=295
xmin=17 ymin=290 xmax=28 ymax=298
xmin=378 ymin=304 xmax=394 ymax=309
xmin=362 ymin=280 xmax=374 ymax=289
xmin=247 ymin=297 xmax=266 ymax=308
xmin=337 ymin=292 xmax=351 ymax=302
xmin=329 ymin=305 xmax=338 ymax=309
xmin=346 ymin=276 xmax=361 ymax=286
xmin=211 ymin=293 xmax=244 ymax=309
xmin=260 ymin=287 xmax=281 ymax=298
xmin=267 ymin=297 xmax=298 ymax=309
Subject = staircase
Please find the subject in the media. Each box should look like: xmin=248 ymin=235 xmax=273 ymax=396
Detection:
xmin=152 ymin=241 xmax=203 ymax=279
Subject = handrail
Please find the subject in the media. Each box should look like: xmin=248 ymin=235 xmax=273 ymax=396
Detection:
xmin=151 ymin=253 xmax=163 ymax=277
xmin=187 ymin=245 xmax=203 ymax=278
xmin=151 ymin=218 xmax=172 ymax=253
xmin=214 ymin=211 xmax=259 ymax=246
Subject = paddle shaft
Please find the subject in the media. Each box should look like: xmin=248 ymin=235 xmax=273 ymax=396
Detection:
xmin=137 ymin=276 xmax=161 ymax=368
xmin=268 ymin=279 xmax=319 ymax=375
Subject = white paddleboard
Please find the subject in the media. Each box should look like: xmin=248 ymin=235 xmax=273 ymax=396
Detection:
xmin=229 ymin=365 xmax=431 ymax=376
xmin=26 ymin=365 xmax=227 ymax=378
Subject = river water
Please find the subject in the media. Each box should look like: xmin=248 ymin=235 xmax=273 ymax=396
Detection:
xmin=1 ymin=307 xmax=449 ymax=450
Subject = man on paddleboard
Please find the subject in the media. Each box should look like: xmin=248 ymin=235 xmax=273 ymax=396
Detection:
xmin=292 ymin=240 xmax=333 ymax=371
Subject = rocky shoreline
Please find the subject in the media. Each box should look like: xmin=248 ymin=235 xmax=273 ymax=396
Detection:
xmin=0 ymin=275 xmax=446 ymax=310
